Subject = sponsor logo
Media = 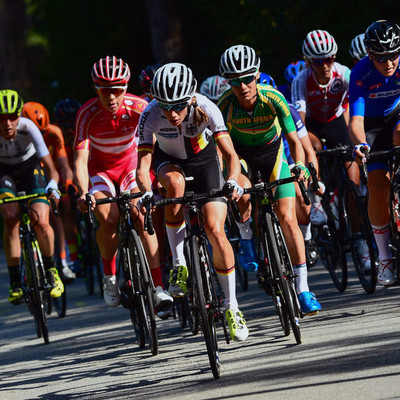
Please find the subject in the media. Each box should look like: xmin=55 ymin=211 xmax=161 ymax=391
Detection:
xmin=369 ymin=88 xmax=400 ymax=98
xmin=122 ymin=114 xmax=130 ymax=119
xmin=356 ymin=80 xmax=363 ymax=87
xmin=368 ymin=82 xmax=382 ymax=90
xmin=330 ymin=78 xmax=343 ymax=93
xmin=125 ymin=99 xmax=134 ymax=106
xmin=138 ymin=111 xmax=150 ymax=141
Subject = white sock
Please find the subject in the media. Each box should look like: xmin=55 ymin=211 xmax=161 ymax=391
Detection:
xmin=215 ymin=266 xmax=238 ymax=311
xmin=293 ymin=263 xmax=309 ymax=294
xmin=372 ymin=223 xmax=391 ymax=260
xmin=166 ymin=219 xmax=187 ymax=266
xmin=299 ymin=223 xmax=312 ymax=241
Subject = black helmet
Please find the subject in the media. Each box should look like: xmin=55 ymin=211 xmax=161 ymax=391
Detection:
xmin=138 ymin=63 xmax=162 ymax=94
xmin=364 ymin=20 xmax=400 ymax=54
xmin=54 ymin=98 xmax=82 ymax=129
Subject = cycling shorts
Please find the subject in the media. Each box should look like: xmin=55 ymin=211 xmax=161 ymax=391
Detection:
xmin=232 ymin=137 xmax=295 ymax=200
xmin=0 ymin=156 xmax=48 ymax=205
xmin=365 ymin=104 xmax=400 ymax=172
xmin=306 ymin=114 xmax=354 ymax=162
xmin=153 ymin=142 xmax=226 ymax=205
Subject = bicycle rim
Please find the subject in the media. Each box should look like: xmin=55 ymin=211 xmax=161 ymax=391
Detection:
xmin=130 ymin=230 xmax=158 ymax=356
xmin=266 ymin=214 xmax=301 ymax=344
xmin=191 ymin=235 xmax=220 ymax=379
xmin=345 ymin=182 xmax=377 ymax=294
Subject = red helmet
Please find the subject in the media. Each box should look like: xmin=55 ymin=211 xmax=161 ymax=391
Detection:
xmin=91 ymin=56 xmax=131 ymax=85
xmin=22 ymin=102 xmax=50 ymax=130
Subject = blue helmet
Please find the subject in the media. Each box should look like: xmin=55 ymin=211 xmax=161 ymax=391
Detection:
xmin=258 ymin=72 xmax=276 ymax=88
xmin=284 ymin=61 xmax=306 ymax=83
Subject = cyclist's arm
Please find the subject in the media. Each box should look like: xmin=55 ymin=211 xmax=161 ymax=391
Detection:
xmin=40 ymin=153 xmax=59 ymax=184
xmin=74 ymin=148 xmax=90 ymax=196
xmin=299 ymin=134 xmax=319 ymax=175
xmin=349 ymin=115 xmax=367 ymax=158
xmin=136 ymin=150 xmax=153 ymax=193
xmin=55 ymin=155 xmax=74 ymax=183
xmin=214 ymin=132 xmax=241 ymax=183
xmin=286 ymin=129 xmax=306 ymax=166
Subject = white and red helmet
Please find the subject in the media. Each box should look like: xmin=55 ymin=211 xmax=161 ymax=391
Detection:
xmin=302 ymin=30 xmax=338 ymax=59
xmin=91 ymin=56 xmax=131 ymax=85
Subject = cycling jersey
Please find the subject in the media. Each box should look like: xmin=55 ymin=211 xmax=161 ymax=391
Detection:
xmin=0 ymin=117 xmax=49 ymax=165
xmin=138 ymin=93 xmax=228 ymax=159
xmin=218 ymin=84 xmax=296 ymax=147
xmin=43 ymin=124 xmax=68 ymax=160
xmin=349 ymin=56 xmax=400 ymax=118
xmin=74 ymin=94 xmax=147 ymax=168
xmin=291 ymin=62 xmax=351 ymax=123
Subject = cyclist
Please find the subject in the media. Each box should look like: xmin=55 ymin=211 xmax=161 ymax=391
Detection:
xmin=349 ymin=33 xmax=368 ymax=65
xmin=292 ymin=30 xmax=371 ymax=271
xmin=218 ymin=44 xmax=321 ymax=315
xmin=0 ymin=90 xmax=64 ymax=303
xmin=22 ymin=101 xmax=76 ymax=280
xmin=138 ymin=63 xmax=162 ymax=102
xmin=350 ymin=20 xmax=400 ymax=286
xmin=136 ymin=62 xmax=249 ymax=341
xmin=53 ymin=98 xmax=82 ymax=273
xmin=278 ymin=60 xmax=306 ymax=102
xmin=74 ymin=56 xmax=173 ymax=313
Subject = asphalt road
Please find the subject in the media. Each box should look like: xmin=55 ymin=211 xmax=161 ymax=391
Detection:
xmin=1 ymin=249 xmax=400 ymax=400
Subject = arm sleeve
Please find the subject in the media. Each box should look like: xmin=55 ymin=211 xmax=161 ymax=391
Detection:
xmin=27 ymin=119 xmax=50 ymax=158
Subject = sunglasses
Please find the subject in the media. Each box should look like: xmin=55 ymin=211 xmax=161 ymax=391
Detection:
xmin=158 ymin=102 xmax=188 ymax=112
xmin=372 ymin=52 xmax=400 ymax=63
xmin=95 ymin=85 xmax=127 ymax=96
xmin=310 ymin=56 xmax=335 ymax=66
xmin=0 ymin=113 xmax=19 ymax=122
xmin=227 ymin=75 xmax=256 ymax=87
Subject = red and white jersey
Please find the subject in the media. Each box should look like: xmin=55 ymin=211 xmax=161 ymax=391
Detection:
xmin=74 ymin=94 xmax=148 ymax=168
xmin=291 ymin=62 xmax=351 ymax=123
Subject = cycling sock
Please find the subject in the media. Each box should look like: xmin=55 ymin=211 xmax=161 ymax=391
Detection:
xmin=166 ymin=219 xmax=186 ymax=266
xmin=299 ymin=223 xmax=312 ymax=241
xmin=150 ymin=266 xmax=164 ymax=288
xmin=293 ymin=263 xmax=309 ymax=294
xmin=215 ymin=265 xmax=238 ymax=311
xmin=235 ymin=216 xmax=253 ymax=240
xmin=102 ymin=256 xmax=117 ymax=276
xmin=67 ymin=239 xmax=78 ymax=262
xmin=8 ymin=266 xmax=20 ymax=285
xmin=59 ymin=251 xmax=68 ymax=268
xmin=372 ymin=223 xmax=391 ymax=260
xmin=43 ymin=255 xmax=55 ymax=271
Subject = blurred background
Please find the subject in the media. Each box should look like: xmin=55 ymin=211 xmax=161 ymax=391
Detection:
xmin=0 ymin=0 xmax=397 ymax=114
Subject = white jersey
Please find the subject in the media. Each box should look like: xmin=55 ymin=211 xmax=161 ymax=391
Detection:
xmin=138 ymin=93 xmax=227 ymax=159
xmin=0 ymin=117 xmax=49 ymax=165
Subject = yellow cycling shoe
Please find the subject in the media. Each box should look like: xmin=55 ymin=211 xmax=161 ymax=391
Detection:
xmin=8 ymin=284 xmax=23 ymax=305
xmin=46 ymin=267 xmax=64 ymax=298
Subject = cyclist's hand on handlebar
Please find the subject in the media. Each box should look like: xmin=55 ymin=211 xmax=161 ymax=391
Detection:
xmin=313 ymin=180 xmax=325 ymax=196
xmin=77 ymin=193 xmax=95 ymax=213
xmin=295 ymin=161 xmax=310 ymax=181
xmin=353 ymin=143 xmax=370 ymax=162
xmin=223 ymin=179 xmax=244 ymax=201
xmin=45 ymin=179 xmax=61 ymax=200
xmin=137 ymin=190 xmax=155 ymax=213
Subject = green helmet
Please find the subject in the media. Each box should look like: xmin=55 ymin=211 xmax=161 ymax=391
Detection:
xmin=0 ymin=90 xmax=24 ymax=115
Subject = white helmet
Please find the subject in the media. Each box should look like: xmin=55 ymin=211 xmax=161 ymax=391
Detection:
xmin=302 ymin=30 xmax=338 ymax=59
xmin=151 ymin=63 xmax=197 ymax=104
xmin=219 ymin=45 xmax=260 ymax=77
xmin=349 ymin=33 xmax=367 ymax=61
xmin=199 ymin=75 xmax=230 ymax=101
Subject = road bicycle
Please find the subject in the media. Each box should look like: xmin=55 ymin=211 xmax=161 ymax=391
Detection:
xmin=311 ymin=144 xmax=377 ymax=294
xmin=366 ymin=146 xmax=400 ymax=285
xmin=144 ymin=188 xmax=232 ymax=379
xmin=86 ymin=191 xmax=158 ymax=355
xmin=0 ymin=191 xmax=61 ymax=344
xmin=242 ymin=169 xmax=307 ymax=344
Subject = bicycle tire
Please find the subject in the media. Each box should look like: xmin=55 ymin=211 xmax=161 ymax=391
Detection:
xmin=130 ymin=229 xmax=158 ymax=356
xmin=259 ymin=229 xmax=290 ymax=337
xmin=389 ymin=190 xmax=400 ymax=284
xmin=25 ymin=238 xmax=49 ymax=344
xmin=344 ymin=181 xmax=377 ymax=294
xmin=266 ymin=214 xmax=302 ymax=344
xmin=184 ymin=238 xmax=199 ymax=335
xmin=320 ymin=193 xmax=348 ymax=292
xmin=191 ymin=235 xmax=220 ymax=379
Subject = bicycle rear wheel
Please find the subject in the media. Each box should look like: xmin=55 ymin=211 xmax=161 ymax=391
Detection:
xmin=266 ymin=214 xmax=302 ymax=344
xmin=191 ymin=235 xmax=220 ymax=379
xmin=344 ymin=181 xmax=377 ymax=293
xmin=129 ymin=230 xmax=158 ymax=356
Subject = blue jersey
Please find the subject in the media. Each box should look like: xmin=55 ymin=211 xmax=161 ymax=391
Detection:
xmin=349 ymin=56 xmax=400 ymax=118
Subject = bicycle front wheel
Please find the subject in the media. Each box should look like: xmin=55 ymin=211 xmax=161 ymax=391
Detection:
xmin=129 ymin=229 xmax=158 ymax=356
xmin=191 ymin=235 xmax=220 ymax=379
xmin=266 ymin=214 xmax=301 ymax=344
